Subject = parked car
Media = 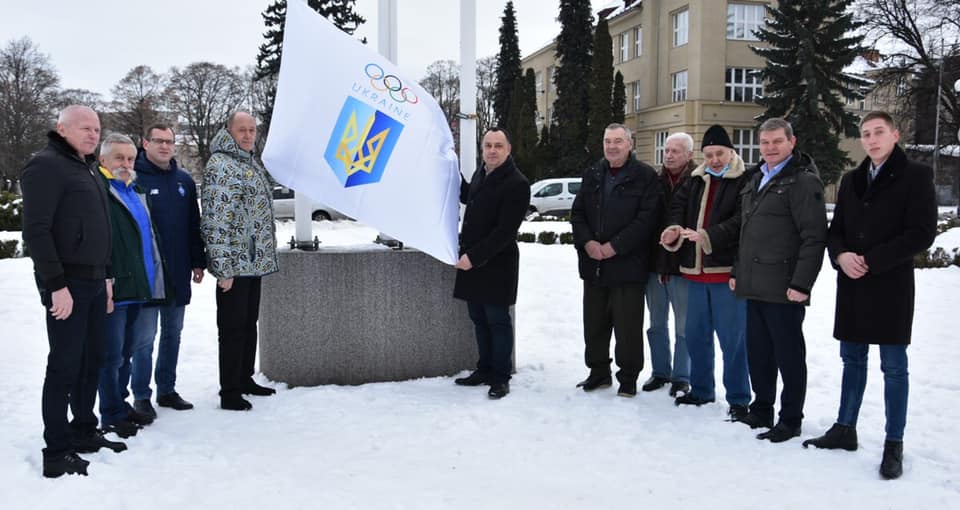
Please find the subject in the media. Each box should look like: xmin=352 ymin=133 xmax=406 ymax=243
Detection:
xmin=528 ymin=177 xmax=581 ymax=218
xmin=272 ymin=186 xmax=348 ymax=221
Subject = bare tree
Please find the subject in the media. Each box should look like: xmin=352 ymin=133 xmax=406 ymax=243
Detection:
xmin=856 ymin=0 xmax=959 ymax=146
xmin=475 ymin=55 xmax=497 ymax=137
xmin=420 ymin=60 xmax=461 ymax=132
xmin=0 ymin=37 xmax=60 ymax=187
xmin=165 ymin=62 xmax=247 ymax=166
xmin=110 ymin=65 xmax=165 ymax=144
xmin=57 ymin=88 xmax=104 ymax=111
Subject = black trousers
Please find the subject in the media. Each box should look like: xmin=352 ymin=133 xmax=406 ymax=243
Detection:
xmin=41 ymin=278 xmax=106 ymax=457
xmin=216 ymin=276 xmax=261 ymax=398
xmin=582 ymin=281 xmax=645 ymax=382
xmin=466 ymin=302 xmax=514 ymax=384
xmin=746 ymin=299 xmax=807 ymax=427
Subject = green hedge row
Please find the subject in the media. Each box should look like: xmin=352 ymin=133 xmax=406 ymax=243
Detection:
xmin=516 ymin=231 xmax=574 ymax=245
xmin=0 ymin=191 xmax=23 ymax=232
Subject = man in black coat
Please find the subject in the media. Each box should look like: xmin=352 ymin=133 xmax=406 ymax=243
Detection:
xmin=453 ymin=128 xmax=530 ymax=399
xmin=22 ymin=105 xmax=126 ymax=478
xmin=732 ymin=118 xmax=828 ymax=443
xmin=803 ymin=111 xmax=937 ymax=480
xmin=571 ymin=123 xmax=661 ymax=397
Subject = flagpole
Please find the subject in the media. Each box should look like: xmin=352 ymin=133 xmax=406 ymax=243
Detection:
xmin=460 ymin=0 xmax=477 ymax=181
xmin=375 ymin=0 xmax=402 ymax=248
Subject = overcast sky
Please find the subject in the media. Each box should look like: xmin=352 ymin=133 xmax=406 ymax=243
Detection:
xmin=1 ymin=0 xmax=604 ymax=99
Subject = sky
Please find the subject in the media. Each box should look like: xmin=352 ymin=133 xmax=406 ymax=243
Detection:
xmin=0 ymin=0 xmax=603 ymax=99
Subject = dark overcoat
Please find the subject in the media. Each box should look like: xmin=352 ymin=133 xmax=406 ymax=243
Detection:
xmin=453 ymin=157 xmax=530 ymax=306
xmin=827 ymin=145 xmax=937 ymax=344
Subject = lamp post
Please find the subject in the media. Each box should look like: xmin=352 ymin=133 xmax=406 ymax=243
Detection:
xmin=934 ymin=22 xmax=946 ymax=190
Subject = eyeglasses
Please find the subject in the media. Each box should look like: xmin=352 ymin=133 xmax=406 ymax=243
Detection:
xmin=148 ymin=138 xmax=176 ymax=146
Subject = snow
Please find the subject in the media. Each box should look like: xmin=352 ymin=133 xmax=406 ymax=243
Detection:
xmin=1 ymin=221 xmax=959 ymax=508
xmin=907 ymin=145 xmax=960 ymax=158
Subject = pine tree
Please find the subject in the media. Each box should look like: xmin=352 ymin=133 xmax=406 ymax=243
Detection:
xmin=752 ymin=0 xmax=870 ymax=185
xmin=612 ymin=70 xmax=626 ymax=124
xmin=587 ymin=17 xmax=614 ymax=160
xmin=511 ymin=70 xmax=541 ymax=179
xmin=494 ymin=1 xmax=522 ymax=128
xmin=553 ymin=0 xmax=594 ymax=176
xmin=537 ymin=125 xmax=560 ymax=180
xmin=254 ymin=0 xmax=365 ymax=142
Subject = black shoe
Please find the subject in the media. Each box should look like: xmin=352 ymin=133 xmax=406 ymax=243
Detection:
xmin=42 ymin=452 xmax=89 ymax=478
xmin=727 ymin=404 xmax=749 ymax=422
xmin=669 ymin=381 xmax=691 ymax=397
xmin=641 ymin=375 xmax=670 ymax=392
xmin=674 ymin=393 xmax=715 ymax=406
xmin=454 ymin=370 xmax=490 ymax=387
xmin=488 ymin=382 xmax=510 ymax=399
xmin=879 ymin=440 xmax=903 ymax=480
xmin=133 ymin=399 xmax=157 ymax=420
xmin=157 ymin=392 xmax=194 ymax=410
xmin=102 ymin=420 xmax=140 ymax=439
xmin=802 ymin=423 xmax=858 ymax=451
xmin=617 ymin=380 xmax=637 ymax=398
xmin=127 ymin=406 xmax=154 ymax=426
xmin=736 ymin=412 xmax=774 ymax=429
xmin=242 ymin=382 xmax=277 ymax=396
xmin=220 ymin=395 xmax=253 ymax=411
xmin=757 ymin=422 xmax=801 ymax=443
xmin=74 ymin=429 xmax=127 ymax=454
xmin=576 ymin=373 xmax=612 ymax=392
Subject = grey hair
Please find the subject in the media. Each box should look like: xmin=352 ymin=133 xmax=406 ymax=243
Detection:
xmin=759 ymin=117 xmax=794 ymax=138
xmin=605 ymin=122 xmax=633 ymax=140
xmin=226 ymin=110 xmax=253 ymax=130
xmin=57 ymin=104 xmax=96 ymax=126
xmin=100 ymin=133 xmax=136 ymax=157
xmin=665 ymin=132 xmax=694 ymax=153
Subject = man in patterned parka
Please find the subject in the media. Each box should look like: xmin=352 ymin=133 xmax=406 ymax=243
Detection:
xmin=200 ymin=111 xmax=279 ymax=411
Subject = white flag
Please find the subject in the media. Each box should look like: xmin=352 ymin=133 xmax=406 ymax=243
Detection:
xmin=262 ymin=0 xmax=461 ymax=264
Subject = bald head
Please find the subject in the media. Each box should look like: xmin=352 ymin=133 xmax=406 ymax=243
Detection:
xmin=56 ymin=105 xmax=101 ymax=157
xmin=227 ymin=111 xmax=257 ymax=153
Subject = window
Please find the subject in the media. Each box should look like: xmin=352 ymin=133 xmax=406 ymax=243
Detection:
xmin=733 ymin=129 xmax=760 ymax=165
xmin=620 ymin=32 xmax=629 ymax=62
xmin=672 ymin=71 xmax=688 ymax=102
xmin=655 ymin=131 xmax=669 ymax=166
xmin=726 ymin=3 xmax=764 ymax=41
xmin=633 ymin=82 xmax=641 ymax=112
xmin=547 ymin=106 xmax=554 ymax=123
xmin=548 ymin=66 xmax=556 ymax=93
xmin=535 ymin=71 xmax=543 ymax=93
xmin=673 ymin=9 xmax=688 ymax=46
xmin=725 ymin=67 xmax=763 ymax=102
xmin=272 ymin=186 xmax=294 ymax=200
xmin=535 ymin=183 xmax=562 ymax=198
xmin=634 ymin=26 xmax=642 ymax=57
xmin=567 ymin=182 xmax=581 ymax=195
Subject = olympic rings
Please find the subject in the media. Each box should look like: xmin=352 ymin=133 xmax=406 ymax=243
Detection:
xmin=364 ymin=63 xmax=419 ymax=104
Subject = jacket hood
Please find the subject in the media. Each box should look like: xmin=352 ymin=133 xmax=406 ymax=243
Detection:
xmin=691 ymin=151 xmax=746 ymax=179
xmin=46 ymin=130 xmax=97 ymax=165
xmin=791 ymin=151 xmax=819 ymax=177
xmin=135 ymin=148 xmax=180 ymax=175
xmin=210 ymin=128 xmax=251 ymax=160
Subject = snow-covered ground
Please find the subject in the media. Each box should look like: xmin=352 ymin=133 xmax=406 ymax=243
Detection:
xmin=1 ymin=220 xmax=959 ymax=509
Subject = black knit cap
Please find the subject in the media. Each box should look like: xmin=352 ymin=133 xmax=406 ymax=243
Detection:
xmin=701 ymin=124 xmax=734 ymax=150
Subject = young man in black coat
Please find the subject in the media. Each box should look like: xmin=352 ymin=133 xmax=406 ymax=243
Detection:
xmin=21 ymin=105 xmax=126 ymax=478
xmin=453 ymin=128 xmax=530 ymax=399
xmin=571 ymin=123 xmax=661 ymax=397
xmin=803 ymin=111 xmax=937 ymax=480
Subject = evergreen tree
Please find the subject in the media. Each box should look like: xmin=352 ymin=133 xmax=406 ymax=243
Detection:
xmin=587 ymin=17 xmax=614 ymax=160
xmin=494 ymin=1 xmax=522 ymax=128
xmin=752 ymin=0 xmax=870 ymax=185
xmin=553 ymin=0 xmax=594 ymax=176
xmin=537 ymin=125 xmax=561 ymax=179
xmin=254 ymin=0 xmax=364 ymax=143
xmin=510 ymin=69 xmax=540 ymax=179
xmin=612 ymin=71 xmax=626 ymax=124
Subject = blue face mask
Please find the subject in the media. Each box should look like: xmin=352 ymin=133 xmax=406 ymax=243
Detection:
xmin=705 ymin=163 xmax=729 ymax=177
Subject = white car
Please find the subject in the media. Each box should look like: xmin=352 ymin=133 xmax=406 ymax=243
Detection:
xmin=272 ymin=186 xmax=348 ymax=221
xmin=528 ymin=177 xmax=581 ymax=218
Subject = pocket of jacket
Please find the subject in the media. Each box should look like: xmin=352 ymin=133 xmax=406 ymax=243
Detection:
xmin=248 ymin=235 xmax=257 ymax=263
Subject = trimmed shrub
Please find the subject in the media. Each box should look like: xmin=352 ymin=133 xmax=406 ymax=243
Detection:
xmin=537 ymin=231 xmax=558 ymax=245
xmin=517 ymin=232 xmax=536 ymax=243
xmin=0 ymin=240 xmax=18 ymax=259
xmin=559 ymin=232 xmax=574 ymax=244
xmin=0 ymin=191 xmax=23 ymax=231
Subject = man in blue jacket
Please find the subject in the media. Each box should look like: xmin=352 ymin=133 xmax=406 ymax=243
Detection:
xmin=130 ymin=124 xmax=206 ymax=416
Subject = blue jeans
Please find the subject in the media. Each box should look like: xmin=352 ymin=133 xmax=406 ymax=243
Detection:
xmin=685 ymin=280 xmax=750 ymax=405
xmin=130 ymin=305 xmax=185 ymax=400
xmin=466 ymin=302 xmax=514 ymax=384
xmin=98 ymin=304 xmax=154 ymax=425
xmin=837 ymin=342 xmax=909 ymax=441
xmin=644 ymin=273 xmax=690 ymax=383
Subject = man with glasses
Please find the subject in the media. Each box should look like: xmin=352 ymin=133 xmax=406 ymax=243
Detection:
xmin=131 ymin=124 xmax=206 ymax=418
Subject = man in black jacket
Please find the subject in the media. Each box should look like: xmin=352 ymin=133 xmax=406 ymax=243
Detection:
xmin=452 ymin=127 xmax=530 ymax=399
xmin=571 ymin=123 xmax=661 ymax=397
xmin=803 ymin=111 xmax=937 ymax=480
xmin=732 ymin=118 xmax=828 ymax=443
xmin=22 ymin=105 xmax=126 ymax=478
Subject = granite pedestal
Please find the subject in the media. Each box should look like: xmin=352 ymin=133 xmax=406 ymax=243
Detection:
xmin=259 ymin=248 xmax=479 ymax=386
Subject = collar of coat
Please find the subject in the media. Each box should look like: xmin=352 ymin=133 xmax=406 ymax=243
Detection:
xmin=659 ymin=159 xmax=697 ymax=180
xmin=46 ymin=130 xmax=97 ymax=166
xmin=853 ymin=143 xmax=908 ymax=177
xmin=748 ymin=150 xmax=819 ymax=184
xmin=478 ymin=155 xmax=518 ymax=185
xmin=691 ymin=151 xmax=746 ymax=180
xmin=135 ymin=148 xmax=181 ymax=175
xmin=589 ymin=153 xmax=643 ymax=178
